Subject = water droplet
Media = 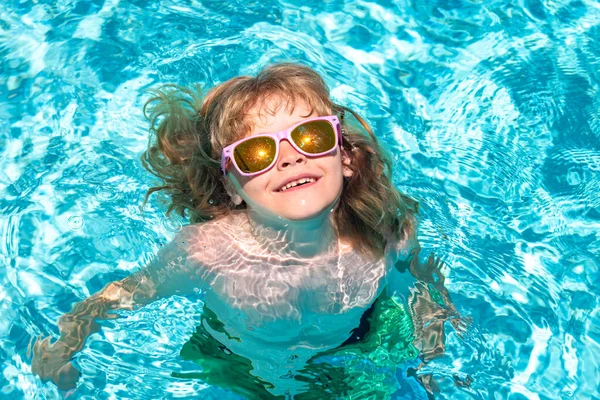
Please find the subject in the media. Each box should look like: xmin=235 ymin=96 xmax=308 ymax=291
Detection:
xmin=67 ymin=215 xmax=84 ymax=230
xmin=162 ymin=218 xmax=182 ymax=233
xmin=94 ymin=185 xmax=119 ymax=201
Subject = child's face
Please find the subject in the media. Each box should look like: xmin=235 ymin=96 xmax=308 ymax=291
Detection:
xmin=226 ymin=97 xmax=346 ymax=221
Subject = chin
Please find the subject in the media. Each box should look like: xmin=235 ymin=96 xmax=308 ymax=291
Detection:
xmin=280 ymin=211 xmax=323 ymax=221
xmin=276 ymin=203 xmax=333 ymax=221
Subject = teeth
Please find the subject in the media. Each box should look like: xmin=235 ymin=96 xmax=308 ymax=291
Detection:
xmin=279 ymin=178 xmax=316 ymax=191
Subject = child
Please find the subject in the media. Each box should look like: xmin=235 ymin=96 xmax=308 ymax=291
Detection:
xmin=32 ymin=63 xmax=461 ymax=398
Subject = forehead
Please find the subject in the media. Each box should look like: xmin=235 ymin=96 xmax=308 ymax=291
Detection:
xmin=219 ymin=91 xmax=332 ymax=147
xmin=245 ymin=95 xmax=314 ymax=130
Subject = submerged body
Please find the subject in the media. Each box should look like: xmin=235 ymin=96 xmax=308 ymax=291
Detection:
xmin=158 ymin=211 xmax=418 ymax=396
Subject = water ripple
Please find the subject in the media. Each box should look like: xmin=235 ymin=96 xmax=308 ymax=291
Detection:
xmin=66 ymin=215 xmax=84 ymax=231
xmin=1 ymin=0 xmax=600 ymax=398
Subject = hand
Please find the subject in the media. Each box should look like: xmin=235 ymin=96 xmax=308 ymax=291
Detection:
xmin=31 ymin=336 xmax=81 ymax=391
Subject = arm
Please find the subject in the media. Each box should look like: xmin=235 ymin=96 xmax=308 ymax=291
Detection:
xmin=386 ymin=212 xmax=461 ymax=326
xmin=32 ymin=227 xmax=207 ymax=390
xmin=386 ymin=213 xmax=469 ymax=394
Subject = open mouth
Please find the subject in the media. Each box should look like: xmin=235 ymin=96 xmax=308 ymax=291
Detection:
xmin=275 ymin=177 xmax=319 ymax=192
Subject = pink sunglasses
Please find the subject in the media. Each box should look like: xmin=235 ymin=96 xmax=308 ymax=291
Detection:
xmin=221 ymin=115 xmax=342 ymax=176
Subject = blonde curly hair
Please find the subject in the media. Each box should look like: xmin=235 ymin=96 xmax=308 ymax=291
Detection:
xmin=142 ymin=63 xmax=418 ymax=258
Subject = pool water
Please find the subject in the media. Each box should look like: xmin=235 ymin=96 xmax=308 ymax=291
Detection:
xmin=1 ymin=0 xmax=599 ymax=398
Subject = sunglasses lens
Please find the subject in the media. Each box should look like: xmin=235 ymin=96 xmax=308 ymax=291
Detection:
xmin=233 ymin=136 xmax=277 ymax=173
xmin=291 ymin=120 xmax=336 ymax=154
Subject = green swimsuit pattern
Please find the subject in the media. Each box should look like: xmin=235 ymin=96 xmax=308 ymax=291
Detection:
xmin=173 ymin=291 xmax=419 ymax=400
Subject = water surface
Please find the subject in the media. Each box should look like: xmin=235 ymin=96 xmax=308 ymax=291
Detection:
xmin=1 ymin=0 xmax=599 ymax=398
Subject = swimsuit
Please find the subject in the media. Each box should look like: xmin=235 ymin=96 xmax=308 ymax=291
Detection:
xmin=173 ymin=290 xmax=419 ymax=399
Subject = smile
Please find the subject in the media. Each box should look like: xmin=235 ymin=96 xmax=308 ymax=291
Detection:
xmin=275 ymin=176 xmax=320 ymax=192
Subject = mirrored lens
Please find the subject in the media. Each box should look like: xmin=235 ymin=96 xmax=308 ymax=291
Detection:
xmin=291 ymin=120 xmax=336 ymax=154
xmin=233 ymin=136 xmax=277 ymax=173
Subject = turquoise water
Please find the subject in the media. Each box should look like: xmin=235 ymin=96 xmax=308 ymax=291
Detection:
xmin=1 ymin=0 xmax=600 ymax=398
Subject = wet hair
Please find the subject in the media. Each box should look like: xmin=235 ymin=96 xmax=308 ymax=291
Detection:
xmin=142 ymin=63 xmax=418 ymax=258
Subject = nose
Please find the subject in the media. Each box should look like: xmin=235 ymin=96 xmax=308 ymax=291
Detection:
xmin=277 ymin=140 xmax=306 ymax=170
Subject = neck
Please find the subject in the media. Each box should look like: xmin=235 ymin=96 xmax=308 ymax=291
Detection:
xmin=246 ymin=206 xmax=338 ymax=258
xmin=227 ymin=174 xmax=341 ymax=257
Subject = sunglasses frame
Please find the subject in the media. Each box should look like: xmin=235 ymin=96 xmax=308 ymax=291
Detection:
xmin=221 ymin=115 xmax=342 ymax=176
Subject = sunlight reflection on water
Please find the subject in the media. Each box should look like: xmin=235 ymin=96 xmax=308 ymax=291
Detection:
xmin=1 ymin=0 xmax=599 ymax=398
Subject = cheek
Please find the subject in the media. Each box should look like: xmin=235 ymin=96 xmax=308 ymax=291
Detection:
xmin=239 ymin=174 xmax=269 ymax=197
xmin=236 ymin=174 xmax=251 ymax=187
xmin=332 ymin=167 xmax=345 ymax=193
xmin=228 ymin=170 xmax=262 ymax=201
xmin=324 ymin=157 xmax=345 ymax=195
xmin=330 ymin=154 xmax=345 ymax=178
xmin=233 ymin=169 xmax=259 ymax=189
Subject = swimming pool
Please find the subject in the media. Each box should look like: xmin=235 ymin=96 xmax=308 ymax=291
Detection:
xmin=1 ymin=0 xmax=599 ymax=398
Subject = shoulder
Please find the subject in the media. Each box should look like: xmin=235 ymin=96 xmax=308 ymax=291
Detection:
xmin=176 ymin=212 xmax=246 ymax=266
xmin=385 ymin=211 xmax=420 ymax=264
